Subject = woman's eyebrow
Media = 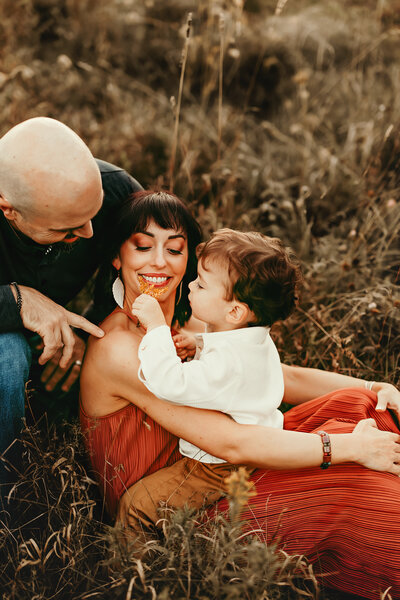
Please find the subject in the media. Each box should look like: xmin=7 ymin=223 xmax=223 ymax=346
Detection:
xmin=136 ymin=231 xmax=186 ymax=240
xmin=168 ymin=234 xmax=186 ymax=240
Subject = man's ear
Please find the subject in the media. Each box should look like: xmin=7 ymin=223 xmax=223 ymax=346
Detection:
xmin=225 ymin=301 xmax=252 ymax=327
xmin=112 ymin=255 xmax=121 ymax=271
xmin=0 ymin=194 xmax=18 ymax=220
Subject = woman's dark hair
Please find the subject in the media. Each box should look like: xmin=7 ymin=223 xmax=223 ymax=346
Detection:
xmin=95 ymin=190 xmax=202 ymax=327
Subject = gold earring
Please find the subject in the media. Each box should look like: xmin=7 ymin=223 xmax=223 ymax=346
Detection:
xmin=176 ymin=282 xmax=183 ymax=305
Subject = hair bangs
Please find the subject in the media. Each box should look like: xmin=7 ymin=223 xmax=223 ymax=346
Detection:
xmin=129 ymin=191 xmax=191 ymax=238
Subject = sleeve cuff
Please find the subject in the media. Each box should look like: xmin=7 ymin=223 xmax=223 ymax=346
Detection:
xmin=0 ymin=285 xmax=23 ymax=332
xmin=139 ymin=325 xmax=174 ymax=353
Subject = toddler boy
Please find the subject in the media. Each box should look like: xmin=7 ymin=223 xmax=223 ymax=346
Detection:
xmin=126 ymin=228 xmax=301 ymax=533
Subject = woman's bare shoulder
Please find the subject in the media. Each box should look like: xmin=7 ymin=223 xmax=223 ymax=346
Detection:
xmin=84 ymin=312 xmax=142 ymax=376
xmin=81 ymin=312 xmax=144 ymax=416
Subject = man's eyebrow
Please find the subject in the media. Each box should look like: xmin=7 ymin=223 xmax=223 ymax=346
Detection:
xmin=51 ymin=224 xmax=86 ymax=233
xmin=136 ymin=231 xmax=186 ymax=240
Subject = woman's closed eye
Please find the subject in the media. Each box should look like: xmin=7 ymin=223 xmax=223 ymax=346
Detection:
xmin=136 ymin=246 xmax=183 ymax=255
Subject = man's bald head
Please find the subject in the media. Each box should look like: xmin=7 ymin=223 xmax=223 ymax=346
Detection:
xmin=0 ymin=117 xmax=103 ymax=244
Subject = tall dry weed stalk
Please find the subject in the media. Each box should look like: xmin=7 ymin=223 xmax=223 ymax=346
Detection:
xmin=169 ymin=12 xmax=192 ymax=192
xmin=217 ymin=13 xmax=225 ymax=163
xmin=275 ymin=0 xmax=289 ymax=15
xmin=224 ymin=466 xmax=257 ymax=524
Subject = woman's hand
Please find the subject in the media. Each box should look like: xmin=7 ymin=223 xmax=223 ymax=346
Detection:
xmin=172 ymin=331 xmax=197 ymax=360
xmin=131 ymin=294 xmax=166 ymax=332
xmin=374 ymin=382 xmax=400 ymax=418
xmin=352 ymin=418 xmax=400 ymax=475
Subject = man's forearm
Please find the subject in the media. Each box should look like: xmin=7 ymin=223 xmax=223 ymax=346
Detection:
xmin=282 ymin=364 xmax=365 ymax=405
xmin=0 ymin=284 xmax=23 ymax=332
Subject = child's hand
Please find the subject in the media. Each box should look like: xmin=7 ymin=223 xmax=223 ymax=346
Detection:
xmin=131 ymin=294 xmax=166 ymax=332
xmin=172 ymin=331 xmax=197 ymax=360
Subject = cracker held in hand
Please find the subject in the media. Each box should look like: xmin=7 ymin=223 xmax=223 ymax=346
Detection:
xmin=139 ymin=276 xmax=169 ymax=299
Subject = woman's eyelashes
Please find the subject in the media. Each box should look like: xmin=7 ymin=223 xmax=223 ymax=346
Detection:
xmin=134 ymin=245 xmax=183 ymax=255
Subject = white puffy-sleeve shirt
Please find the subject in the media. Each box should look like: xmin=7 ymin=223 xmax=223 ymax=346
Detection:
xmin=138 ymin=325 xmax=284 ymax=463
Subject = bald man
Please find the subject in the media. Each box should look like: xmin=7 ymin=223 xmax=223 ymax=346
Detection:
xmin=0 ymin=117 xmax=142 ymax=483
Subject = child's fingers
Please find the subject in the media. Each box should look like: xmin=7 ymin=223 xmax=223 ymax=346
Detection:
xmin=176 ymin=338 xmax=193 ymax=349
xmin=175 ymin=344 xmax=187 ymax=356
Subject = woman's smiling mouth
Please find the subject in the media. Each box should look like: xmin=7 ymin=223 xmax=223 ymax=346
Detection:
xmin=139 ymin=274 xmax=171 ymax=287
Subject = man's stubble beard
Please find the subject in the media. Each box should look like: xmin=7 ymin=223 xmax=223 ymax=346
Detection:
xmin=51 ymin=238 xmax=81 ymax=258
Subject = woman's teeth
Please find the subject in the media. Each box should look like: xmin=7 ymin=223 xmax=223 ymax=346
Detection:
xmin=141 ymin=275 xmax=168 ymax=284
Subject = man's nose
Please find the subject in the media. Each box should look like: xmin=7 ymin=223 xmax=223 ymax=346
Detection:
xmin=75 ymin=221 xmax=93 ymax=239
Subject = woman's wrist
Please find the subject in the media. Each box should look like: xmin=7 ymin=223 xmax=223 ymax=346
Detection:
xmin=317 ymin=431 xmax=332 ymax=468
xmin=329 ymin=433 xmax=359 ymax=465
xmin=364 ymin=380 xmax=376 ymax=391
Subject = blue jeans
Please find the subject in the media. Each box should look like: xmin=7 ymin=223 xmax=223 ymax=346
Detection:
xmin=0 ymin=332 xmax=32 ymax=487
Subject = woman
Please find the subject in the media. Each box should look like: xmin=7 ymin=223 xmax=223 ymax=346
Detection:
xmin=80 ymin=190 xmax=400 ymax=599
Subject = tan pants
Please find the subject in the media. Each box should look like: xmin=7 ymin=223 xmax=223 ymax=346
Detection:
xmin=117 ymin=457 xmax=251 ymax=533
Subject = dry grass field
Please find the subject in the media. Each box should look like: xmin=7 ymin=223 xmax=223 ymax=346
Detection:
xmin=0 ymin=0 xmax=399 ymax=597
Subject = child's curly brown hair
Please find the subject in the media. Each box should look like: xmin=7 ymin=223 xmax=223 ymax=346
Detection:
xmin=196 ymin=228 xmax=302 ymax=327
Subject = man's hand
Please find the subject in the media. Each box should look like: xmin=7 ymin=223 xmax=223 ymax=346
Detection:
xmin=40 ymin=332 xmax=86 ymax=392
xmin=15 ymin=285 xmax=104 ymax=366
xmin=131 ymin=294 xmax=166 ymax=332
xmin=352 ymin=418 xmax=400 ymax=475
xmin=172 ymin=331 xmax=197 ymax=360
xmin=374 ymin=382 xmax=400 ymax=418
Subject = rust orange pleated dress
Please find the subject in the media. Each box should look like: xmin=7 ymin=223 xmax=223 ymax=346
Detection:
xmin=80 ymin=388 xmax=400 ymax=599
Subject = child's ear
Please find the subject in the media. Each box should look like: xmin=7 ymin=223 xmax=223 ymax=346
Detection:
xmin=112 ymin=256 xmax=121 ymax=271
xmin=225 ymin=302 xmax=252 ymax=327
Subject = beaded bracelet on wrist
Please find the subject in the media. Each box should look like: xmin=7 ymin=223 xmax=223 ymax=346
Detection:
xmin=317 ymin=430 xmax=332 ymax=470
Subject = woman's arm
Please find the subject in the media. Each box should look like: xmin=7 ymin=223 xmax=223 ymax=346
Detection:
xmin=282 ymin=364 xmax=367 ymax=404
xmin=91 ymin=333 xmax=400 ymax=476
xmin=134 ymin=392 xmax=400 ymax=474
xmin=282 ymin=364 xmax=400 ymax=416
